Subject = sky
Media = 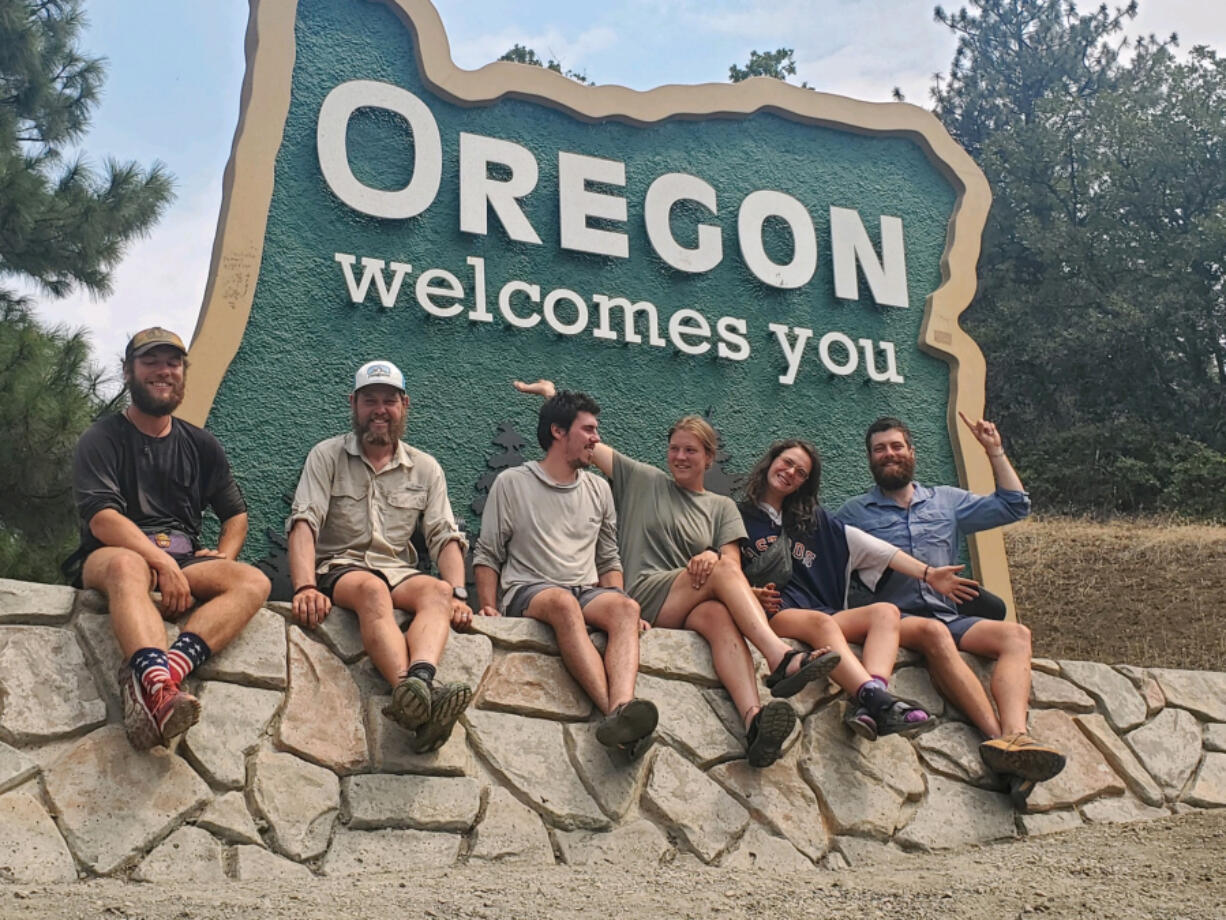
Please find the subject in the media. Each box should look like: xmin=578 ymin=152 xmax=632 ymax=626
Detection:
xmin=20 ymin=0 xmax=1226 ymax=380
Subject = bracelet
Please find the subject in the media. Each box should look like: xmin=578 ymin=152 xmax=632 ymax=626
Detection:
xmin=922 ymin=565 xmax=930 ymax=584
xmin=293 ymin=584 xmax=317 ymax=596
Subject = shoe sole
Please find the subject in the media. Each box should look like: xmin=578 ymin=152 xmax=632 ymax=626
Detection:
xmin=747 ymin=701 xmax=797 ymax=768
xmin=386 ymin=676 xmax=432 ymax=731
xmin=980 ymin=744 xmax=1068 ymax=782
xmin=768 ymin=650 xmax=842 ymax=699
xmin=844 ymin=708 xmax=878 ymax=742
xmin=158 ymin=692 xmax=201 ymax=745
xmin=117 ymin=664 xmax=160 ymax=751
xmin=412 ymin=683 xmax=472 ymax=754
xmin=596 ymin=698 xmax=659 ymax=748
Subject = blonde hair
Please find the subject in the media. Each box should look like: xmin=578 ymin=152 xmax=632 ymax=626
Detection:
xmin=667 ymin=415 xmax=718 ymax=462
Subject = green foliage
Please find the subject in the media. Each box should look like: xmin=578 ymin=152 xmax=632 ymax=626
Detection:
xmin=728 ymin=48 xmax=811 ymax=87
xmin=498 ymin=43 xmax=592 ymax=84
xmin=929 ymin=1 xmax=1226 ymax=516
xmin=0 ymin=0 xmax=171 ymax=581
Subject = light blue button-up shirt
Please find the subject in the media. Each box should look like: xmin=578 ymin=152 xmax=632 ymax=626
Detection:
xmin=835 ymin=483 xmax=1030 ymax=619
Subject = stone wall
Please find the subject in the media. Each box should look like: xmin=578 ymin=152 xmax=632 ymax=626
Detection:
xmin=2 ymin=575 xmax=1224 ymax=883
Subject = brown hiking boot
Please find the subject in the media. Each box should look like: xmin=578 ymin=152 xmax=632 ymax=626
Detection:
xmin=979 ymin=732 xmax=1067 ymax=782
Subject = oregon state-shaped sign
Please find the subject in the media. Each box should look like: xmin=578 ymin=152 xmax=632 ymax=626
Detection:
xmin=181 ymin=0 xmax=1012 ymax=609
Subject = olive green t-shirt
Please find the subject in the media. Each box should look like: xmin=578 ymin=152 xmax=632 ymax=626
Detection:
xmin=610 ymin=451 xmax=747 ymax=622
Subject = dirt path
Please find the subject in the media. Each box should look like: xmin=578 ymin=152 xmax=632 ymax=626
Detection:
xmin=5 ymin=811 xmax=1224 ymax=920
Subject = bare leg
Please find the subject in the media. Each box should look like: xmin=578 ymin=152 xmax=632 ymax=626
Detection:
xmin=180 ymin=560 xmax=270 ymax=650
xmin=580 ymin=592 xmax=643 ymax=712
xmin=681 ymin=601 xmax=761 ymax=728
xmin=332 ymin=571 xmax=409 ymax=688
xmin=81 ymin=548 xmax=166 ymax=658
xmin=525 ymin=589 xmax=611 ymax=714
xmin=899 ymin=616 xmax=1001 ymax=737
xmin=391 ymin=575 xmax=454 ymax=671
xmin=831 ymin=603 xmax=901 ymax=680
xmin=959 ymin=620 xmax=1034 ymax=736
xmin=655 ymin=555 xmax=798 ymax=672
xmin=769 ymin=607 xmax=874 ymax=694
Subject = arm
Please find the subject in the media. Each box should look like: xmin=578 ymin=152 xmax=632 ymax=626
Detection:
xmin=886 ymin=549 xmax=979 ymax=602
xmin=598 ymin=570 xmax=624 ymax=589
xmin=288 ymin=519 xmax=330 ymax=628
xmin=88 ymin=509 xmax=193 ymax=616
xmin=212 ymin=513 xmax=248 ymax=560
xmin=418 ymin=458 xmax=469 ymax=568
xmin=512 ymin=378 xmax=615 ymax=476
xmin=436 ymin=538 xmax=473 ymax=627
xmin=474 ymin=563 xmax=501 ymax=617
xmin=959 ymin=410 xmax=1024 ymax=492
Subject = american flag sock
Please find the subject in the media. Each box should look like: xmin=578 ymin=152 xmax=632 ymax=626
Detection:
xmin=168 ymin=632 xmax=212 ymax=684
xmin=132 ymin=647 xmax=172 ymax=697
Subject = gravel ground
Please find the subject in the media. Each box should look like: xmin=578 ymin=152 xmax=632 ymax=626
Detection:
xmin=4 ymin=810 xmax=1224 ymax=920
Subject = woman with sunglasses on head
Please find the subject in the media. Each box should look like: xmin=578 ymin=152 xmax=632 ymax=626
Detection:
xmin=513 ymin=380 xmax=840 ymax=768
xmin=740 ymin=438 xmax=978 ymax=739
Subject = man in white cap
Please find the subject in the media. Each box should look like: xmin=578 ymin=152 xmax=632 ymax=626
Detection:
xmin=287 ymin=360 xmax=473 ymax=752
xmin=71 ymin=327 xmax=271 ymax=751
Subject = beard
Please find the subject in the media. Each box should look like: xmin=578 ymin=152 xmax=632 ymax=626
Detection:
xmin=128 ymin=376 xmax=185 ymax=416
xmin=352 ymin=409 xmax=405 ymax=447
xmin=870 ymin=453 xmax=915 ymax=490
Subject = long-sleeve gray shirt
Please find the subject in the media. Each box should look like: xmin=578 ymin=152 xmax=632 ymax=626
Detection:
xmin=473 ymin=462 xmax=622 ymax=612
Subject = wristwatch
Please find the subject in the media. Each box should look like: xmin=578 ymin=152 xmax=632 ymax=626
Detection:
xmin=451 ymin=585 xmax=469 ymax=601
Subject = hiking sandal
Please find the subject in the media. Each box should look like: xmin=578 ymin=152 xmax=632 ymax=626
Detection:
xmin=872 ymin=698 xmax=936 ymax=737
xmin=764 ymin=648 xmax=842 ymax=698
xmin=746 ymin=700 xmax=797 ymax=768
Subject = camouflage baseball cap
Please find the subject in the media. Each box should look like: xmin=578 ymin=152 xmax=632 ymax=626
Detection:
xmin=125 ymin=327 xmax=187 ymax=361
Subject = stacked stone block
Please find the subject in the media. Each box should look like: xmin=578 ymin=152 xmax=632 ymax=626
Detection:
xmin=1 ymin=576 xmax=1224 ymax=881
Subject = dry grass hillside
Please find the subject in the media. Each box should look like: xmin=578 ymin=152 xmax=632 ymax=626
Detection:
xmin=1006 ymin=516 xmax=1226 ymax=671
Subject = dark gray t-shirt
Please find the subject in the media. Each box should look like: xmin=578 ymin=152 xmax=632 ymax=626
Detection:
xmin=72 ymin=413 xmax=246 ymax=560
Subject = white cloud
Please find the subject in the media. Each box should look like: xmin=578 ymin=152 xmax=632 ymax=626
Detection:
xmin=21 ymin=177 xmax=222 ymax=388
xmin=449 ymin=25 xmax=617 ymax=77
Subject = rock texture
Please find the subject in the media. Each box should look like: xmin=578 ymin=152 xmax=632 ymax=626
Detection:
xmin=3 ymin=579 xmax=1226 ymax=878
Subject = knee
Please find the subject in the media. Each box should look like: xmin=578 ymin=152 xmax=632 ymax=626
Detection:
xmin=607 ymin=596 xmax=642 ymax=629
xmin=101 ymin=548 xmax=152 ymax=587
xmin=868 ymin=602 xmax=901 ymax=631
xmin=238 ymin=566 xmax=271 ymax=605
xmin=709 ymin=553 xmax=746 ymax=584
xmin=538 ymin=594 xmax=584 ymax=631
xmin=911 ymin=619 xmax=957 ymax=659
xmin=351 ymin=575 xmax=393 ymax=614
xmin=1002 ymin=622 xmax=1032 ymax=657
xmin=419 ymin=577 xmax=453 ymax=610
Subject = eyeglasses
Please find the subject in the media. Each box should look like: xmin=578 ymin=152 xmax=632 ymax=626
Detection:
xmin=777 ymin=456 xmax=809 ymax=481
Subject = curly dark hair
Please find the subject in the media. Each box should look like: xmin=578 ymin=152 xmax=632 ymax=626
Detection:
xmin=537 ymin=389 xmax=601 ymax=450
xmin=743 ymin=439 xmax=822 ymax=538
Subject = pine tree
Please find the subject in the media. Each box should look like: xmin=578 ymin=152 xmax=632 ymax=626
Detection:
xmin=471 ymin=422 xmax=528 ymax=516
xmin=0 ymin=0 xmax=174 ymax=580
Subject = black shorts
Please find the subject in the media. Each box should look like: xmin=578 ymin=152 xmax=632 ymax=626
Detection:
xmin=316 ymin=564 xmax=426 ymax=600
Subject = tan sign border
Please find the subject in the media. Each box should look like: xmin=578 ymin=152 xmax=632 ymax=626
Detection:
xmin=180 ymin=0 xmax=1014 ymax=616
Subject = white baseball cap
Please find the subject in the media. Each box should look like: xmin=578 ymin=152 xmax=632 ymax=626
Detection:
xmin=352 ymin=360 xmax=406 ymax=393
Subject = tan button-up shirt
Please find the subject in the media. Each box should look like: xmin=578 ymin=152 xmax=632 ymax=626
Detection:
xmin=288 ymin=433 xmax=466 ymax=585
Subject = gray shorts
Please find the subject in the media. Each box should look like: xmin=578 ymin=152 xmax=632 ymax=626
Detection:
xmin=506 ymin=583 xmax=625 ymax=619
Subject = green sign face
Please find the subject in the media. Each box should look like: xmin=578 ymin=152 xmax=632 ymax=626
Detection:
xmin=185 ymin=0 xmax=1007 ymax=598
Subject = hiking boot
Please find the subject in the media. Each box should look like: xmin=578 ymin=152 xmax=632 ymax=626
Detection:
xmin=117 ymin=662 xmax=160 ymax=751
xmin=979 ymin=732 xmax=1067 ymax=782
xmin=595 ymin=698 xmax=659 ymax=750
xmin=411 ymin=681 xmax=473 ymax=754
xmin=146 ymin=682 xmax=201 ymax=746
xmin=384 ymin=675 xmax=432 ymax=732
